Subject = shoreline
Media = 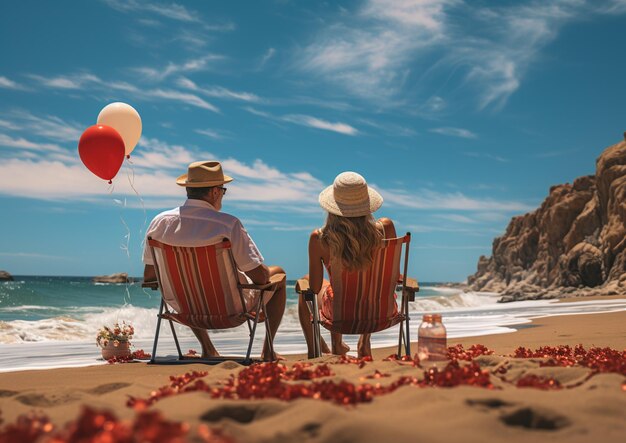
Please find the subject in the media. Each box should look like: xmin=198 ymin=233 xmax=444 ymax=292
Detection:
xmin=1 ymin=296 xmax=625 ymax=373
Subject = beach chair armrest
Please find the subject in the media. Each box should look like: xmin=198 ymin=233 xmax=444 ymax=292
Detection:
xmin=397 ymin=277 xmax=419 ymax=301
xmin=239 ymin=273 xmax=286 ymax=291
xmin=142 ymin=280 xmax=159 ymax=290
xmin=295 ymin=278 xmax=310 ymax=293
xmin=295 ymin=278 xmax=317 ymax=302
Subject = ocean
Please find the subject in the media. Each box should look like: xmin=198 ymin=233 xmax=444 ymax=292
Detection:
xmin=1 ymin=276 xmax=625 ymax=372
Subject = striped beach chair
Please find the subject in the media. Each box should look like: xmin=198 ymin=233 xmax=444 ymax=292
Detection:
xmin=296 ymin=233 xmax=418 ymax=358
xmin=143 ymin=237 xmax=284 ymax=365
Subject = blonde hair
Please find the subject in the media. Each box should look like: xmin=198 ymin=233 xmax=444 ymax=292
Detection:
xmin=320 ymin=213 xmax=383 ymax=271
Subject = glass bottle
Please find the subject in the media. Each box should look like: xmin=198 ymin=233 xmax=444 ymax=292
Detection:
xmin=417 ymin=313 xmax=447 ymax=361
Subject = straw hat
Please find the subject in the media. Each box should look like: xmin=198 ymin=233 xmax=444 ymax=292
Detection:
xmin=319 ymin=172 xmax=383 ymax=217
xmin=176 ymin=161 xmax=233 ymax=187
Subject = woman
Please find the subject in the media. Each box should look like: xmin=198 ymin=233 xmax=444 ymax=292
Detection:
xmin=298 ymin=171 xmax=397 ymax=358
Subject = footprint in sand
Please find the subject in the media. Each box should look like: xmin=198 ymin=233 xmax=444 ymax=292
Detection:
xmin=218 ymin=361 xmax=242 ymax=370
xmin=501 ymin=406 xmax=570 ymax=430
xmin=201 ymin=403 xmax=286 ymax=424
xmin=87 ymin=382 xmax=131 ymax=395
xmin=466 ymin=398 xmax=514 ymax=409
xmin=16 ymin=392 xmax=82 ymax=407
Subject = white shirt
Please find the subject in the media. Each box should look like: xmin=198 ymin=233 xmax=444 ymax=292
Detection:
xmin=143 ymin=199 xmax=264 ymax=272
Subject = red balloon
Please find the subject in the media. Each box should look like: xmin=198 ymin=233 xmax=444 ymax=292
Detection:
xmin=78 ymin=125 xmax=125 ymax=183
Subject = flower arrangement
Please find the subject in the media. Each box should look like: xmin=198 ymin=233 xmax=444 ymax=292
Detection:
xmin=96 ymin=322 xmax=134 ymax=348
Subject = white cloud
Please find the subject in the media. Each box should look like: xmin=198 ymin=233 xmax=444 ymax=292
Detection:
xmin=25 ymin=71 xmax=228 ymax=112
xmin=243 ymin=106 xmax=272 ymax=118
xmin=434 ymin=214 xmax=478 ymax=224
xmin=146 ymin=89 xmax=219 ymax=112
xmin=222 ymin=158 xmax=285 ymax=180
xmin=259 ymin=48 xmax=276 ymax=69
xmin=0 ymin=76 xmax=26 ymax=90
xmin=355 ymin=118 xmax=417 ymax=137
xmin=244 ymin=107 xmax=358 ymax=136
xmin=176 ymin=77 xmax=260 ymax=102
xmin=134 ymin=55 xmax=223 ymax=81
xmin=430 ymin=127 xmax=477 ymax=139
xmin=422 ymin=96 xmax=446 ymax=113
xmin=101 ymin=0 xmax=199 ymax=22
xmin=381 ymin=187 xmax=533 ymax=212
xmin=195 ymin=129 xmax=224 ymax=140
xmin=299 ymin=0 xmax=452 ymax=99
xmin=28 ymin=73 xmax=101 ymax=90
xmin=103 ymin=0 xmax=236 ymax=30
xmin=0 ymin=133 xmax=65 ymax=153
xmin=361 ymin=0 xmax=452 ymax=29
xmin=0 ymin=137 xmax=323 ymax=209
xmin=132 ymin=137 xmax=200 ymax=170
xmin=298 ymin=0 xmax=625 ymax=110
xmin=282 ymin=115 xmax=358 ymax=135
xmin=2 ymin=111 xmax=83 ymax=142
xmin=601 ymin=0 xmax=626 ymax=13
xmin=0 ymin=119 xmax=22 ymax=130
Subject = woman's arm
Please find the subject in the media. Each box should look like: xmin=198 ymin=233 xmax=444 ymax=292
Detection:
xmin=308 ymin=230 xmax=324 ymax=294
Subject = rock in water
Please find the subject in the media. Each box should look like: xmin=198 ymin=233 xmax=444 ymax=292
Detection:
xmin=93 ymin=273 xmax=129 ymax=283
xmin=468 ymin=135 xmax=626 ymax=300
xmin=0 ymin=271 xmax=13 ymax=281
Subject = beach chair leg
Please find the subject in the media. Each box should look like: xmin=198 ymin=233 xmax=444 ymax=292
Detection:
xmin=168 ymin=319 xmax=183 ymax=359
xmin=162 ymin=303 xmax=183 ymax=359
xmin=397 ymin=319 xmax=404 ymax=358
xmin=151 ymin=299 xmax=165 ymax=364
xmin=404 ymin=299 xmax=411 ymax=357
xmin=245 ymin=296 xmax=263 ymax=363
xmin=262 ymin=303 xmax=274 ymax=361
xmin=311 ymin=295 xmax=322 ymax=358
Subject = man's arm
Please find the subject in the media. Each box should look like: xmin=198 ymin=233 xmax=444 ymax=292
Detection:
xmin=245 ymin=263 xmax=270 ymax=285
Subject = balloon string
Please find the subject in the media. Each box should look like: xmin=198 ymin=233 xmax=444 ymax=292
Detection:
xmin=119 ymin=213 xmax=131 ymax=259
xmin=125 ymin=158 xmax=147 ymax=228
xmin=123 ymin=157 xmax=151 ymax=305
xmin=124 ymin=159 xmax=148 ymax=255
xmin=119 ymin=210 xmax=133 ymax=307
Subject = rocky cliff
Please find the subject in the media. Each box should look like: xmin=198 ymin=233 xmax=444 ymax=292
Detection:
xmin=0 ymin=271 xmax=13 ymax=281
xmin=468 ymin=134 xmax=626 ymax=301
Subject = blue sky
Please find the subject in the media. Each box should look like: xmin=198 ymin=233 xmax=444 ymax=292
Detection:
xmin=1 ymin=0 xmax=625 ymax=281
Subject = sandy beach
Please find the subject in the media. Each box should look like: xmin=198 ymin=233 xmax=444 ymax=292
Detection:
xmin=1 ymin=308 xmax=624 ymax=442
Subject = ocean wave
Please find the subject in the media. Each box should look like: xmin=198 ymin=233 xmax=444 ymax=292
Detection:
xmin=1 ymin=296 xmax=624 ymax=347
xmin=0 ymin=291 xmax=498 ymax=344
xmin=409 ymin=291 xmax=500 ymax=312
xmin=421 ymin=286 xmax=463 ymax=295
xmin=0 ymin=305 xmax=66 ymax=312
xmin=0 ymin=317 xmax=92 ymax=343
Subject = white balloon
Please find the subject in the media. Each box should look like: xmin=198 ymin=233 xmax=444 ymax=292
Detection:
xmin=97 ymin=102 xmax=142 ymax=157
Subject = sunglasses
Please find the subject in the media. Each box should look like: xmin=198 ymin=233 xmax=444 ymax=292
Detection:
xmin=216 ymin=187 xmax=227 ymax=195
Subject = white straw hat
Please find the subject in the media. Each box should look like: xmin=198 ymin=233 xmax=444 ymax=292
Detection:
xmin=318 ymin=172 xmax=383 ymax=217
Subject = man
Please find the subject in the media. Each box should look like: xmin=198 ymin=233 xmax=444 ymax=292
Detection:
xmin=143 ymin=160 xmax=286 ymax=359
